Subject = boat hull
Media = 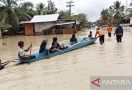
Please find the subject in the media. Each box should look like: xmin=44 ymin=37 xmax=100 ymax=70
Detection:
xmin=16 ymin=38 xmax=97 ymax=63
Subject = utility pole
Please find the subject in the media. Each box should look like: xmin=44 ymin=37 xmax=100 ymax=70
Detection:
xmin=126 ymin=0 xmax=128 ymax=15
xmin=66 ymin=1 xmax=74 ymax=16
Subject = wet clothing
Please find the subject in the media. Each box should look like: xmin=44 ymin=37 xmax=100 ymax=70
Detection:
xmin=96 ymin=30 xmax=104 ymax=36
xmin=108 ymin=33 xmax=111 ymax=37
xmin=107 ymin=26 xmax=112 ymax=37
xmin=107 ymin=26 xmax=112 ymax=33
xmin=116 ymin=35 xmax=122 ymax=42
xmin=96 ymin=29 xmax=105 ymax=44
xmin=115 ymin=26 xmax=123 ymax=35
xmin=115 ymin=26 xmax=123 ymax=42
xmin=99 ymin=35 xmax=105 ymax=44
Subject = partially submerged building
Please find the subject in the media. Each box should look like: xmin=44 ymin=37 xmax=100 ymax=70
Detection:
xmin=21 ymin=14 xmax=77 ymax=36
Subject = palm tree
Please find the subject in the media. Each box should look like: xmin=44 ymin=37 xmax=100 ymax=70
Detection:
xmin=46 ymin=0 xmax=57 ymax=14
xmin=126 ymin=1 xmax=132 ymax=17
xmin=0 ymin=0 xmax=34 ymax=33
xmin=112 ymin=1 xmax=125 ymax=24
xmin=100 ymin=9 xmax=110 ymax=24
xmin=36 ymin=3 xmax=46 ymax=15
xmin=16 ymin=2 xmax=35 ymax=21
xmin=0 ymin=0 xmax=19 ymax=26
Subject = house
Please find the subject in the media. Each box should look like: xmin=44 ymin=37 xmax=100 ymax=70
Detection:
xmin=21 ymin=14 xmax=76 ymax=36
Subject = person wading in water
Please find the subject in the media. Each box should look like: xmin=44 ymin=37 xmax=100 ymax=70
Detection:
xmin=114 ymin=24 xmax=124 ymax=42
xmin=95 ymin=28 xmax=105 ymax=45
xmin=107 ymin=25 xmax=112 ymax=37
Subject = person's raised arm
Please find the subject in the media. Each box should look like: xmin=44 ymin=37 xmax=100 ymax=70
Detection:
xmin=25 ymin=43 xmax=32 ymax=52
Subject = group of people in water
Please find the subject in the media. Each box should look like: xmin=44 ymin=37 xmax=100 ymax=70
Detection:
xmin=89 ymin=24 xmax=124 ymax=45
xmin=0 ymin=24 xmax=124 ymax=70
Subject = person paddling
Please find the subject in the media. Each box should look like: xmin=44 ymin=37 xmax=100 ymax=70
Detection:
xmin=107 ymin=25 xmax=112 ymax=37
xmin=0 ymin=60 xmax=11 ymax=70
xmin=95 ymin=28 xmax=105 ymax=45
xmin=114 ymin=24 xmax=123 ymax=42
xmin=18 ymin=41 xmax=35 ymax=63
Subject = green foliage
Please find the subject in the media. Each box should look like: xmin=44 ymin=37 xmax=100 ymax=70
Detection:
xmin=0 ymin=0 xmax=89 ymax=35
xmin=46 ymin=0 xmax=57 ymax=14
xmin=36 ymin=3 xmax=46 ymax=15
xmin=71 ymin=14 xmax=88 ymax=29
xmin=58 ymin=11 xmax=89 ymax=30
xmin=99 ymin=1 xmax=125 ymax=25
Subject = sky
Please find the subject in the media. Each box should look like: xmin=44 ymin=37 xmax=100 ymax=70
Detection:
xmin=24 ymin=0 xmax=131 ymax=22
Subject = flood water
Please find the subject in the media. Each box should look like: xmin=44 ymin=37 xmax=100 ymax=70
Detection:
xmin=0 ymin=27 xmax=132 ymax=90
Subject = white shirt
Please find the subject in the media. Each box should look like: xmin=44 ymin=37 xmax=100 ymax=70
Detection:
xmin=18 ymin=48 xmax=25 ymax=57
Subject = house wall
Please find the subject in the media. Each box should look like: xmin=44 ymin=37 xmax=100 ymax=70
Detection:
xmin=34 ymin=22 xmax=54 ymax=35
xmin=63 ymin=28 xmax=76 ymax=34
xmin=24 ymin=23 xmax=34 ymax=36
xmin=55 ymin=23 xmax=76 ymax=34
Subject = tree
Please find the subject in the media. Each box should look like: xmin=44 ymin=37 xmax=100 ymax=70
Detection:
xmin=58 ymin=10 xmax=70 ymax=19
xmin=71 ymin=14 xmax=88 ymax=29
xmin=36 ymin=3 xmax=46 ymax=15
xmin=111 ymin=1 xmax=125 ymax=24
xmin=99 ymin=1 xmax=125 ymax=25
xmin=46 ymin=0 xmax=57 ymax=14
xmin=0 ymin=0 xmax=19 ymax=26
xmin=0 ymin=0 xmax=34 ymax=34
xmin=16 ymin=2 xmax=35 ymax=21
xmin=127 ymin=1 xmax=132 ymax=17
xmin=100 ymin=9 xmax=110 ymax=24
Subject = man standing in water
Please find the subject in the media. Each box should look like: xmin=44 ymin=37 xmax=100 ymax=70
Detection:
xmin=107 ymin=25 xmax=112 ymax=37
xmin=95 ymin=28 xmax=105 ymax=45
xmin=114 ymin=24 xmax=123 ymax=42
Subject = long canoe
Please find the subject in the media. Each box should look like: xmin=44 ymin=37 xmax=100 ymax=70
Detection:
xmin=15 ymin=37 xmax=97 ymax=63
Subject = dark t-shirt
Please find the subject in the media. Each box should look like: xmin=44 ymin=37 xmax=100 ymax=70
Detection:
xmin=52 ymin=42 xmax=61 ymax=48
xmin=115 ymin=26 xmax=123 ymax=35
xmin=70 ymin=38 xmax=77 ymax=42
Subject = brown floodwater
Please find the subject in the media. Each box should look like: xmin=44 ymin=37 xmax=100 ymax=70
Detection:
xmin=0 ymin=27 xmax=132 ymax=90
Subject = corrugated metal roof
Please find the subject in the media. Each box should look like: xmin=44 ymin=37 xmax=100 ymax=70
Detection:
xmin=30 ymin=14 xmax=59 ymax=23
xmin=55 ymin=21 xmax=75 ymax=26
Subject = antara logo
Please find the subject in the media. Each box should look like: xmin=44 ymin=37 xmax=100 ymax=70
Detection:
xmin=91 ymin=78 xmax=101 ymax=87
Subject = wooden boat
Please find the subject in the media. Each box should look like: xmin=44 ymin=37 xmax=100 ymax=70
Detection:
xmin=15 ymin=37 xmax=97 ymax=63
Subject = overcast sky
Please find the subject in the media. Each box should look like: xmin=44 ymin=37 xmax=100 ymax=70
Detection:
xmin=25 ymin=0 xmax=131 ymax=22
